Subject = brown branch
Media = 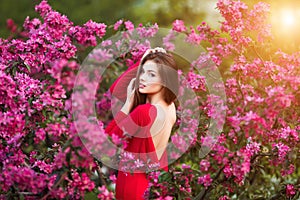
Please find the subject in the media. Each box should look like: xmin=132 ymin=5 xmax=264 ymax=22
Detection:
xmin=96 ymin=165 xmax=108 ymax=187
xmin=194 ymin=165 xmax=225 ymax=200
xmin=250 ymin=153 xmax=273 ymax=163
xmin=41 ymin=172 xmax=68 ymax=200
xmin=251 ymin=45 xmax=276 ymax=85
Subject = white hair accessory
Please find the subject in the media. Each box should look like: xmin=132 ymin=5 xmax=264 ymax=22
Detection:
xmin=141 ymin=47 xmax=167 ymax=61
xmin=152 ymin=47 xmax=167 ymax=54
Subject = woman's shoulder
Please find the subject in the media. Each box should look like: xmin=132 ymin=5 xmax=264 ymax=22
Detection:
xmin=131 ymin=103 xmax=157 ymax=124
xmin=134 ymin=103 xmax=156 ymax=113
xmin=152 ymin=102 xmax=176 ymax=125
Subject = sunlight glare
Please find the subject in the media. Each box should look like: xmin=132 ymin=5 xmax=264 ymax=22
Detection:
xmin=280 ymin=10 xmax=295 ymax=27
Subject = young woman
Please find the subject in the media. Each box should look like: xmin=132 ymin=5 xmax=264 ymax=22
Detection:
xmin=105 ymin=47 xmax=178 ymax=199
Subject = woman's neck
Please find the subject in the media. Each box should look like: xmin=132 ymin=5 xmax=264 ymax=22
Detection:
xmin=146 ymin=91 xmax=166 ymax=105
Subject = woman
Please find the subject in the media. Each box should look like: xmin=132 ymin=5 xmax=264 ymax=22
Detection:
xmin=105 ymin=47 xmax=178 ymax=199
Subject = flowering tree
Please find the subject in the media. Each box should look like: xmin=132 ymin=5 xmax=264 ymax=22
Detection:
xmin=0 ymin=0 xmax=299 ymax=200
xmin=150 ymin=1 xmax=299 ymax=199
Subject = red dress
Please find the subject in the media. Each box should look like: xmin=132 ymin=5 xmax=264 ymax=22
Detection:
xmin=105 ymin=103 xmax=168 ymax=200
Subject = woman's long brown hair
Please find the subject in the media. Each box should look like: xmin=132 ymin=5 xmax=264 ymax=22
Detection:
xmin=129 ymin=51 xmax=179 ymax=113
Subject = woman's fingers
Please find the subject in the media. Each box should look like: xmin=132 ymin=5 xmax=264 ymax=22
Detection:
xmin=127 ymin=78 xmax=136 ymax=97
xmin=129 ymin=78 xmax=136 ymax=90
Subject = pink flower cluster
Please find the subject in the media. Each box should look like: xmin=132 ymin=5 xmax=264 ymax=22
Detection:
xmin=198 ymin=174 xmax=213 ymax=188
xmin=97 ymin=185 xmax=115 ymax=199
xmin=0 ymin=166 xmax=48 ymax=194
xmin=167 ymin=0 xmax=299 ymax=198
xmin=66 ymin=170 xmax=95 ymax=197
xmin=0 ymin=0 xmax=110 ymax=199
xmin=0 ymin=0 xmax=299 ymax=199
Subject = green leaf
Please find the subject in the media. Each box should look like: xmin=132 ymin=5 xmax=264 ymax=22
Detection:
xmin=159 ymin=171 xmax=172 ymax=182
xmin=25 ymin=63 xmax=31 ymax=72
xmin=84 ymin=191 xmax=98 ymax=200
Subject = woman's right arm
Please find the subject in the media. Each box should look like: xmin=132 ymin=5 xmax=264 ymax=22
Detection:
xmin=104 ymin=104 xmax=154 ymax=139
xmin=105 ymin=77 xmax=148 ymax=139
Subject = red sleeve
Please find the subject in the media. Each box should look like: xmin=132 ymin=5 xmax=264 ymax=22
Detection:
xmin=109 ymin=61 xmax=140 ymax=102
xmin=104 ymin=111 xmax=127 ymax=138
xmin=105 ymin=104 xmax=156 ymax=139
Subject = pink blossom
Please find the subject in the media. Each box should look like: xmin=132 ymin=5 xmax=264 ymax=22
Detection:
xmin=147 ymin=171 xmax=161 ymax=186
xmin=223 ymin=165 xmax=233 ymax=178
xmin=286 ymin=184 xmax=296 ymax=197
xmin=171 ymin=133 xmax=188 ymax=153
xmin=281 ymin=164 xmax=295 ymax=176
xmin=34 ymin=128 xmax=46 ymax=143
xmin=69 ymin=20 xmax=106 ymax=46
xmin=172 ymin=19 xmax=187 ymax=32
xmin=163 ymin=30 xmax=176 ymax=51
xmin=67 ymin=170 xmax=95 ymax=193
xmin=124 ymin=20 xmax=134 ymax=33
xmin=89 ymin=48 xmax=113 ymax=63
xmin=34 ymin=160 xmax=53 ymax=174
xmin=101 ymin=39 xmax=112 ymax=47
xmin=279 ymin=126 xmax=299 ymax=141
xmin=98 ymin=185 xmax=115 ymax=199
xmin=198 ymin=174 xmax=213 ymax=188
xmin=84 ymin=19 xmax=107 ymax=38
xmin=245 ymin=141 xmax=261 ymax=155
xmin=185 ymin=27 xmax=204 ymax=45
xmin=134 ymin=159 xmax=145 ymax=168
xmin=109 ymin=174 xmax=117 ymax=183
xmin=50 ymin=187 xmax=67 ymax=199
xmin=219 ymin=195 xmax=230 ymax=200
xmin=136 ymin=23 xmax=159 ymax=37
xmin=181 ymin=164 xmax=191 ymax=169
xmin=156 ymin=196 xmax=174 ymax=200
xmin=191 ymin=53 xmax=214 ymax=70
xmin=186 ymin=71 xmax=206 ymax=91
xmin=114 ymin=19 xmax=123 ymax=30
xmin=35 ymin=0 xmax=51 ymax=17
xmin=200 ymin=159 xmax=210 ymax=171
xmin=111 ymin=133 xmax=123 ymax=146
xmin=272 ymin=142 xmax=290 ymax=162
xmin=115 ymin=40 xmax=122 ymax=49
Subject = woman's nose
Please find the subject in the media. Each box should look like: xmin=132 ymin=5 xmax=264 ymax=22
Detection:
xmin=140 ymin=73 xmax=146 ymax=81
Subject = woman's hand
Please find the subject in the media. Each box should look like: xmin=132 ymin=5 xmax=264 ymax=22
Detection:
xmin=127 ymin=78 xmax=136 ymax=100
xmin=121 ymin=78 xmax=136 ymax=114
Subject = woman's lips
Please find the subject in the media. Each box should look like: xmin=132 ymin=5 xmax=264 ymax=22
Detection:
xmin=139 ymin=83 xmax=146 ymax=89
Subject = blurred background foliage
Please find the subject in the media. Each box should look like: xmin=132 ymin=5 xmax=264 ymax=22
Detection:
xmin=0 ymin=0 xmax=247 ymax=37
xmin=0 ymin=0 xmax=299 ymax=52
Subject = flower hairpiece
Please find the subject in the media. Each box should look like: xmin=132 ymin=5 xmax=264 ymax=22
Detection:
xmin=141 ymin=47 xmax=167 ymax=61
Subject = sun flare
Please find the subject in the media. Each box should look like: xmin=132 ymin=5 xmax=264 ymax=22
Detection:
xmin=280 ymin=10 xmax=296 ymax=26
xmin=271 ymin=6 xmax=300 ymax=37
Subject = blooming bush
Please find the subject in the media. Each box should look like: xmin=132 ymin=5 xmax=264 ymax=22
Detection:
xmin=0 ymin=0 xmax=299 ymax=199
xmin=147 ymin=1 xmax=299 ymax=199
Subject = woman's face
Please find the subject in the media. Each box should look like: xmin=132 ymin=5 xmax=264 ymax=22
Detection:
xmin=138 ymin=60 xmax=163 ymax=94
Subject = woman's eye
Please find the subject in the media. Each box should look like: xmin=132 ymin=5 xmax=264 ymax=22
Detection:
xmin=150 ymin=73 xmax=155 ymax=77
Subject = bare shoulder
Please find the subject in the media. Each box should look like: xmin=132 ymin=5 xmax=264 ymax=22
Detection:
xmin=150 ymin=103 xmax=176 ymax=135
xmin=152 ymin=104 xmax=167 ymax=120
